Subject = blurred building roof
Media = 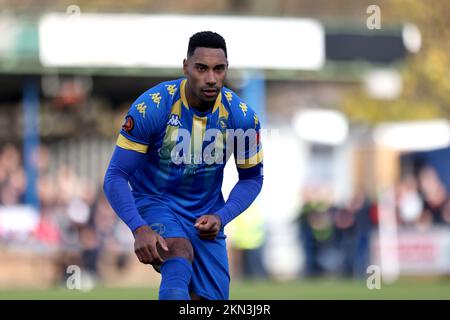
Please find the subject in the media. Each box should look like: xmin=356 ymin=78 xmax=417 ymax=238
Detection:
xmin=0 ymin=12 xmax=411 ymax=82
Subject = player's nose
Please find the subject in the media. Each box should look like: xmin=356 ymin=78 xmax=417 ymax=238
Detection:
xmin=205 ymin=70 xmax=217 ymax=86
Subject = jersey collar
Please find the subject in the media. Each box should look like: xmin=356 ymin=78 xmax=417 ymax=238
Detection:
xmin=181 ymin=79 xmax=222 ymax=114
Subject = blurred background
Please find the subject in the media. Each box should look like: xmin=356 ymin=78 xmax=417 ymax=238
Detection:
xmin=1 ymin=0 xmax=450 ymax=299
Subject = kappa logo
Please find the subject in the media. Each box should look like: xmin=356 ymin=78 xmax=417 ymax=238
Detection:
xmin=167 ymin=114 xmax=182 ymax=127
xmin=136 ymin=102 xmax=147 ymax=118
xmin=224 ymin=91 xmax=233 ymax=103
xmin=150 ymin=92 xmax=161 ymax=107
xmin=253 ymin=113 xmax=259 ymax=128
xmin=165 ymin=84 xmax=177 ymax=96
xmin=239 ymin=102 xmax=248 ymax=116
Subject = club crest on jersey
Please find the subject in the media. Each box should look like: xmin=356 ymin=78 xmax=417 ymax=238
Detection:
xmin=149 ymin=223 xmax=165 ymax=235
xmin=217 ymin=117 xmax=227 ymax=132
xmin=167 ymin=114 xmax=182 ymax=127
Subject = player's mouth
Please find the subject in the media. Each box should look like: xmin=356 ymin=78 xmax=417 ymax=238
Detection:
xmin=202 ymin=88 xmax=218 ymax=98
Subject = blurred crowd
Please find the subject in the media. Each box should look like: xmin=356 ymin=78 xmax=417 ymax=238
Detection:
xmin=0 ymin=143 xmax=132 ymax=285
xmin=296 ymin=165 xmax=450 ymax=279
xmin=2 ymin=143 xmax=450 ymax=283
xmin=296 ymin=186 xmax=374 ymax=278
xmin=396 ymin=167 xmax=450 ymax=227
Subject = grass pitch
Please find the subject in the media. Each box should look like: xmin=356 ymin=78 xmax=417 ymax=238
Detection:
xmin=0 ymin=278 xmax=449 ymax=300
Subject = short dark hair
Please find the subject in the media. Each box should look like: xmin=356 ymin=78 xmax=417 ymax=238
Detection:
xmin=187 ymin=31 xmax=227 ymax=58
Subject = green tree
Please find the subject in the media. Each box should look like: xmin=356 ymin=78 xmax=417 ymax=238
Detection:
xmin=342 ymin=0 xmax=450 ymax=124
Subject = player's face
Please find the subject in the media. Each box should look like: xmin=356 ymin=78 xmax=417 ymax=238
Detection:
xmin=183 ymin=47 xmax=228 ymax=106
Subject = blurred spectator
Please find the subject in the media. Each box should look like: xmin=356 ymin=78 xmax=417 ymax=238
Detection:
xmin=341 ymin=191 xmax=373 ymax=278
xmin=396 ymin=175 xmax=424 ymax=226
xmin=297 ymin=185 xmax=375 ymax=278
xmin=228 ymin=204 xmax=267 ymax=280
xmin=418 ymin=166 xmax=450 ymax=225
xmin=296 ymin=184 xmax=337 ymax=277
xmin=0 ymin=144 xmax=26 ymax=205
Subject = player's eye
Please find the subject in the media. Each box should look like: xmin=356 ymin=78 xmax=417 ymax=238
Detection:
xmin=196 ymin=66 xmax=207 ymax=72
xmin=215 ymin=66 xmax=225 ymax=72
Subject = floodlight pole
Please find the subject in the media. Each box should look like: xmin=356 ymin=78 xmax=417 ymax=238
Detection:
xmin=23 ymin=76 xmax=40 ymax=211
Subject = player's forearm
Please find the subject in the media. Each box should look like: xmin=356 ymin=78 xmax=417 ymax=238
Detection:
xmin=103 ymin=169 xmax=147 ymax=232
xmin=103 ymin=146 xmax=147 ymax=232
xmin=215 ymin=175 xmax=263 ymax=226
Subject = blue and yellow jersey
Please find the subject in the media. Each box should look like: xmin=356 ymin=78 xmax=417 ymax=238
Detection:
xmin=116 ymin=78 xmax=263 ymax=219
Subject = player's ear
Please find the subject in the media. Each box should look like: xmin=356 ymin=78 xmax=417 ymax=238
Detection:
xmin=183 ymin=58 xmax=188 ymax=75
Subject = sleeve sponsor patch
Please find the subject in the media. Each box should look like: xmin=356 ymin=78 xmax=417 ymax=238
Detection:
xmin=122 ymin=115 xmax=134 ymax=134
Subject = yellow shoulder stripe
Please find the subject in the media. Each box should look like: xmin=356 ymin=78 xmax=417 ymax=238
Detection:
xmin=180 ymin=79 xmax=190 ymax=110
xmin=116 ymin=134 xmax=148 ymax=153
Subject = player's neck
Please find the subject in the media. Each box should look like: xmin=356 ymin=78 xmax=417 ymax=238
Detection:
xmin=191 ymin=102 xmax=214 ymax=113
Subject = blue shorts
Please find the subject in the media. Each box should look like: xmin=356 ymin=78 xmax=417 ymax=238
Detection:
xmin=138 ymin=202 xmax=230 ymax=300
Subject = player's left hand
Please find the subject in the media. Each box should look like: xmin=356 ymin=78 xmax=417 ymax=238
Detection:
xmin=194 ymin=214 xmax=222 ymax=240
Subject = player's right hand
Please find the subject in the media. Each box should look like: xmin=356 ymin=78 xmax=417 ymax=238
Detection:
xmin=133 ymin=225 xmax=169 ymax=265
